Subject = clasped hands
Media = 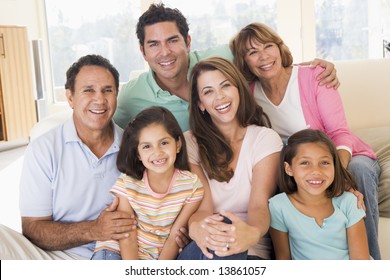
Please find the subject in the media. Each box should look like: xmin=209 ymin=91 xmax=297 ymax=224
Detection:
xmin=195 ymin=210 xmax=259 ymax=259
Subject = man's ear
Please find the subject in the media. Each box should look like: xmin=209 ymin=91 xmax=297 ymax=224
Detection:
xmin=284 ymin=162 xmax=293 ymax=176
xmin=140 ymin=45 xmax=146 ymax=57
xmin=65 ymin=89 xmax=74 ymax=109
xmin=186 ymin=35 xmax=192 ymax=51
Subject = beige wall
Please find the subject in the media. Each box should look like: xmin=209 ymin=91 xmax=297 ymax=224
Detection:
xmin=0 ymin=0 xmax=56 ymax=113
xmin=0 ymin=0 xmax=43 ymax=40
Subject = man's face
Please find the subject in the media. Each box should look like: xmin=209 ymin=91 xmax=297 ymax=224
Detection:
xmin=66 ymin=65 xmax=117 ymax=135
xmin=141 ymin=21 xmax=191 ymax=84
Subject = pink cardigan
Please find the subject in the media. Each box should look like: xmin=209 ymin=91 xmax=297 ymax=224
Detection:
xmin=250 ymin=66 xmax=376 ymax=159
xmin=297 ymin=65 xmax=376 ymax=159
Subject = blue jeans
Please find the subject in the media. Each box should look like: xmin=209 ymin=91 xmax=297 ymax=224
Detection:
xmin=91 ymin=249 xmax=122 ymax=260
xmin=177 ymin=240 xmax=248 ymax=260
xmin=348 ymin=155 xmax=381 ymax=260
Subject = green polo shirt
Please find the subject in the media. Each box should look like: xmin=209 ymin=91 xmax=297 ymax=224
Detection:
xmin=113 ymin=44 xmax=233 ymax=132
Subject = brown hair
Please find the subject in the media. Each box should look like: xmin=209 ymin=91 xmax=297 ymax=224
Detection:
xmin=230 ymin=22 xmax=293 ymax=82
xmin=278 ymin=129 xmax=357 ymax=197
xmin=189 ymin=56 xmax=270 ymax=182
xmin=117 ymin=106 xmax=189 ymax=180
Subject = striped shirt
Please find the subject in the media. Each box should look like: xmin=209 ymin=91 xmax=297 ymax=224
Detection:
xmin=94 ymin=169 xmax=203 ymax=259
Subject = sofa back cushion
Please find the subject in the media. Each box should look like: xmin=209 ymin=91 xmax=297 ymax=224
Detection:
xmin=335 ymin=58 xmax=390 ymax=130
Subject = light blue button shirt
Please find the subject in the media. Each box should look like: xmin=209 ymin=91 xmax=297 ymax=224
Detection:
xmin=19 ymin=119 xmax=123 ymax=259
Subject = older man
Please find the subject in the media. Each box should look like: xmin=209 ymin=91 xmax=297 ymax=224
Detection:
xmin=0 ymin=55 xmax=134 ymax=259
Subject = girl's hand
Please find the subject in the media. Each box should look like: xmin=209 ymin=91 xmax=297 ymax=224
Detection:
xmin=208 ymin=211 xmax=261 ymax=257
xmin=175 ymin=227 xmax=191 ymax=252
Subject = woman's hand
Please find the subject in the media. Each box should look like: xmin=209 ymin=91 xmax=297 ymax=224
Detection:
xmin=349 ymin=189 xmax=366 ymax=212
xmin=190 ymin=214 xmax=226 ymax=259
xmin=206 ymin=211 xmax=261 ymax=257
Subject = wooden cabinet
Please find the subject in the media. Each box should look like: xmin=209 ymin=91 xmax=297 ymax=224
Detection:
xmin=0 ymin=26 xmax=37 ymax=141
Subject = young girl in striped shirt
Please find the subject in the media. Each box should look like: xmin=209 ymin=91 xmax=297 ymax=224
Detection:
xmin=92 ymin=106 xmax=204 ymax=260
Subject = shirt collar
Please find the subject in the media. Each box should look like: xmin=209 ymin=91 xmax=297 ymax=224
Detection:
xmin=146 ymin=53 xmax=198 ymax=97
xmin=64 ymin=117 xmax=123 ymax=155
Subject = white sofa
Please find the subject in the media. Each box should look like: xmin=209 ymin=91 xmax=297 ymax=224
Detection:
xmin=1 ymin=59 xmax=389 ymax=259
xmin=335 ymin=58 xmax=390 ymax=259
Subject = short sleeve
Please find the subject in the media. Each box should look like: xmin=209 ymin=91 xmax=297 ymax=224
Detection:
xmin=335 ymin=192 xmax=366 ymax=228
xmin=19 ymin=140 xmax=54 ymax=217
xmin=184 ymin=131 xmax=201 ymax=165
xmin=185 ymin=173 xmax=204 ymax=204
xmin=269 ymin=194 xmax=289 ymax=232
xmin=110 ymin=173 xmax=130 ymax=198
xmin=252 ymin=127 xmax=283 ymax=165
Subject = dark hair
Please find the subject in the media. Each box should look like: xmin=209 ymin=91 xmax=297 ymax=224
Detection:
xmin=189 ymin=56 xmax=271 ymax=182
xmin=65 ymin=54 xmax=120 ymax=93
xmin=117 ymin=106 xmax=190 ymax=180
xmin=278 ymin=129 xmax=357 ymax=197
xmin=230 ymin=22 xmax=293 ymax=82
xmin=136 ymin=3 xmax=190 ymax=47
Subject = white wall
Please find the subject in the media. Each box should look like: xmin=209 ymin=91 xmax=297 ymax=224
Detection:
xmin=0 ymin=0 xmax=42 ymax=37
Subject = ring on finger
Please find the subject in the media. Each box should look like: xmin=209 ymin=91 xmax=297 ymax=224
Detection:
xmin=225 ymin=242 xmax=229 ymax=250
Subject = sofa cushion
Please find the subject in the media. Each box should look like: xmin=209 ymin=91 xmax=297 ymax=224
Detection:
xmin=354 ymin=126 xmax=390 ymax=218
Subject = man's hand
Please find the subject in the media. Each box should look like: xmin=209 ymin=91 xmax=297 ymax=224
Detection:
xmin=300 ymin=58 xmax=340 ymax=89
xmin=92 ymin=197 xmax=136 ymax=241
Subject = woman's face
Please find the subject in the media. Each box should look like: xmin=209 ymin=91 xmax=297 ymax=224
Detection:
xmin=197 ymin=69 xmax=240 ymax=127
xmin=244 ymin=38 xmax=283 ymax=80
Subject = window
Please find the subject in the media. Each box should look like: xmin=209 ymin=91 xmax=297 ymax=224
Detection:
xmin=44 ymin=0 xmax=390 ymax=104
xmin=315 ymin=0 xmax=390 ymax=60
xmin=162 ymin=0 xmax=277 ymax=51
xmin=45 ymin=0 xmax=143 ymax=102
xmin=44 ymin=0 xmax=276 ymax=103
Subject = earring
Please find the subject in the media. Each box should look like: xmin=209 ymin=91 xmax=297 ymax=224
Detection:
xmin=201 ymin=109 xmax=205 ymax=115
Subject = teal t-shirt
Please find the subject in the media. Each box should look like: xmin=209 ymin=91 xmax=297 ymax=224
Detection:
xmin=113 ymin=45 xmax=233 ymax=131
xmin=269 ymin=192 xmax=366 ymax=260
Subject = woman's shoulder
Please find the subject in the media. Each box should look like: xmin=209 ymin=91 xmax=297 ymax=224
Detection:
xmin=296 ymin=64 xmax=324 ymax=78
xmin=248 ymin=125 xmax=283 ymax=144
xmin=248 ymin=124 xmax=279 ymax=135
xmin=183 ymin=130 xmax=196 ymax=142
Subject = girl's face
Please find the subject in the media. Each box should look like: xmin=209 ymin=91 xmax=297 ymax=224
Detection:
xmin=197 ymin=69 xmax=240 ymax=127
xmin=284 ymin=142 xmax=335 ymax=197
xmin=244 ymin=38 xmax=283 ymax=81
xmin=137 ymin=123 xmax=181 ymax=176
